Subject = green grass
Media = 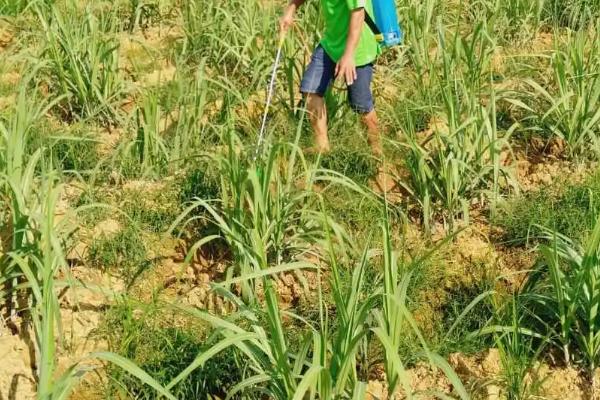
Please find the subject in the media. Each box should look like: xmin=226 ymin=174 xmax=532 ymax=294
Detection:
xmin=88 ymin=224 xmax=149 ymax=285
xmin=320 ymin=185 xmax=402 ymax=247
xmin=496 ymin=170 xmax=600 ymax=245
xmin=42 ymin=128 xmax=101 ymax=174
xmin=5 ymin=0 xmax=600 ymax=399
xmin=437 ymin=278 xmax=495 ymax=355
xmin=0 ymin=0 xmax=43 ymax=15
xmin=319 ymin=147 xmax=377 ymax=186
xmin=178 ymin=160 xmax=222 ymax=205
xmin=36 ymin=4 xmax=125 ymax=124
xmin=544 ymin=0 xmax=600 ymax=28
xmin=518 ymin=27 xmax=600 ymax=159
xmin=123 ymin=188 xmax=180 ymax=233
xmin=104 ymin=302 xmax=244 ymax=399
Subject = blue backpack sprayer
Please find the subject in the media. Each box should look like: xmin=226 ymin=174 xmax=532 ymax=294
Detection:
xmin=255 ymin=0 xmax=403 ymax=159
xmin=366 ymin=0 xmax=403 ymax=47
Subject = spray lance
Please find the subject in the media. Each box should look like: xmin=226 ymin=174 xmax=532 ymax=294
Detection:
xmin=254 ymin=34 xmax=286 ymax=161
xmin=254 ymin=0 xmax=403 ymax=160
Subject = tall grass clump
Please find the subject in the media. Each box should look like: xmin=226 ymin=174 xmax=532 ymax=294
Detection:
xmin=520 ymin=27 xmax=600 ymax=159
xmin=165 ymin=203 xmax=468 ymax=398
xmin=172 ymin=128 xmax=348 ymax=304
xmin=133 ymin=88 xmax=169 ymax=176
xmin=0 ymin=75 xmax=58 ymax=318
xmin=119 ymin=65 xmax=214 ymax=177
xmin=0 ymin=78 xmax=89 ymax=397
xmin=466 ymin=0 xmax=546 ymax=42
xmin=399 ymin=0 xmax=438 ymax=84
xmin=36 ymin=5 xmax=124 ymax=124
xmin=491 ymin=216 xmax=600 ymax=394
xmin=544 ymin=0 xmax=600 ymax=29
xmin=0 ymin=77 xmax=176 ymax=399
xmin=395 ymin=21 xmax=515 ymax=233
xmin=520 ymin=218 xmax=600 ymax=380
xmin=163 ymin=65 xmax=214 ymax=169
xmin=181 ymin=0 xmax=275 ymax=86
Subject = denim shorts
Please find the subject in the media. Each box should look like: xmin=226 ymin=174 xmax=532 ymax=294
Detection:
xmin=300 ymin=45 xmax=374 ymax=114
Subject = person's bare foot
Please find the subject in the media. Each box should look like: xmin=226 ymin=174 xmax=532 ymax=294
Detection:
xmin=304 ymin=144 xmax=331 ymax=155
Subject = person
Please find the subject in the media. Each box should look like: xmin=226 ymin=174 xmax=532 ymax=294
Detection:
xmin=280 ymin=0 xmax=389 ymax=188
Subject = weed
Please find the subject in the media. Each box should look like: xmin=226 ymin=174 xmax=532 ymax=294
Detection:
xmin=496 ymin=171 xmax=600 ymax=245
xmin=319 ymin=147 xmax=377 ymax=186
xmin=491 ymin=295 xmax=545 ymax=400
xmin=522 ymin=217 xmax=600 ymax=376
xmin=36 ymin=5 xmax=124 ymax=124
xmin=178 ymin=161 xmax=221 ymax=205
xmin=123 ymin=188 xmax=179 ymax=233
xmin=88 ymin=225 xmax=148 ymax=284
xmin=525 ymin=28 xmax=600 ymax=159
xmin=105 ymin=302 xmax=244 ymax=399
xmin=46 ymin=131 xmax=100 ymax=174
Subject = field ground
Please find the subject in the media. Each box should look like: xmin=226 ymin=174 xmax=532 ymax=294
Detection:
xmin=2 ymin=0 xmax=600 ymax=399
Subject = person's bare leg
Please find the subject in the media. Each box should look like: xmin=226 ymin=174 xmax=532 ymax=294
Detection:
xmin=306 ymin=93 xmax=330 ymax=153
xmin=361 ymin=110 xmax=382 ymax=158
xmin=361 ymin=109 xmax=394 ymax=191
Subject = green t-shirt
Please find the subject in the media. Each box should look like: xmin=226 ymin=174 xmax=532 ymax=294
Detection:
xmin=320 ymin=0 xmax=380 ymax=66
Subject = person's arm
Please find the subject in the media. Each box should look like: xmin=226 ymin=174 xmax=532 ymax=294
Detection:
xmin=280 ymin=0 xmax=306 ymax=36
xmin=335 ymin=8 xmax=365 ymax=86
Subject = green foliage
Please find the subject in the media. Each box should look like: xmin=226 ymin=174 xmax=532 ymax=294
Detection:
xmin=134 ymin=89 xmax=169 ymax=176
xmin=392 ymin=20 xmax=516 ymax=234
xmin=7 ymin=1 xmax=600 ymax=399
xmin=322 ymin=186 xmax=386 ymax=236
xmin=122 ymin=66 xmax=214 ymax=177
xmin=0 ymin=75 xmax=166 ymax=400
xmin=46 ymin=133 xmax=100 ymax=173
xmin=36 ymin=5 xmax=124 ymax=123
xmin=0 ymin=0 xmax=27 ymax=15
xmin=438 ymin=280 xmax=495 ymax=355
xmin=172 ymin=131 xmax=337 ymax=303
xmin=519 ymin=28 xmax=600 ymax=159
xmin=521 ymin=218 xmax=600 ymax=375
xmin=466 ymin=0 xmax=546 ymax=42
xmin=544 ymin=0 xmax=600 ymax=28
xmin=163 ymin=212 xmax=469 ymax=399
xmin=490 ymin=295 xmax=545 ymax=400
xmin=319 ymin=147 xmax=377 ymax=186
xmin=496 ymin=171 xmax=600 ymax=245
xmin=126 ymin=0 xmax=161 ymax=32
xmin=181 ymin=0 xmax=274 ymax=78
xmin=0 ymin=0 xmax=53 ymax=15
xmin=88 ymin=225 xmax=148 ymax=283
xmin=484 ymin=216 xmax=600 ymax=394
xmin=123 ymin=188 xmax=180 ymax=233
xmin=179 ymin=162 xmax=221 ymax=205
xmin=105 ymin=303 xmax=243 ymax=399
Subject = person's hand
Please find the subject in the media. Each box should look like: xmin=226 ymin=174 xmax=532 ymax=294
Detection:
xmin=335 ymin=53 xmax=357 ymax=86
xmin=279 ymin=7 xmax=295 ymax=37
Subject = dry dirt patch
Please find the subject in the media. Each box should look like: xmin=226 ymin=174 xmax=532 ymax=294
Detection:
xmin=0 ymin=326 xmax=36 ymax=400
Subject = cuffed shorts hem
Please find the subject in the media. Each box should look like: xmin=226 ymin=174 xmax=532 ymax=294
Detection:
xmin=300 ymin=45 xmax=375 ymax=114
